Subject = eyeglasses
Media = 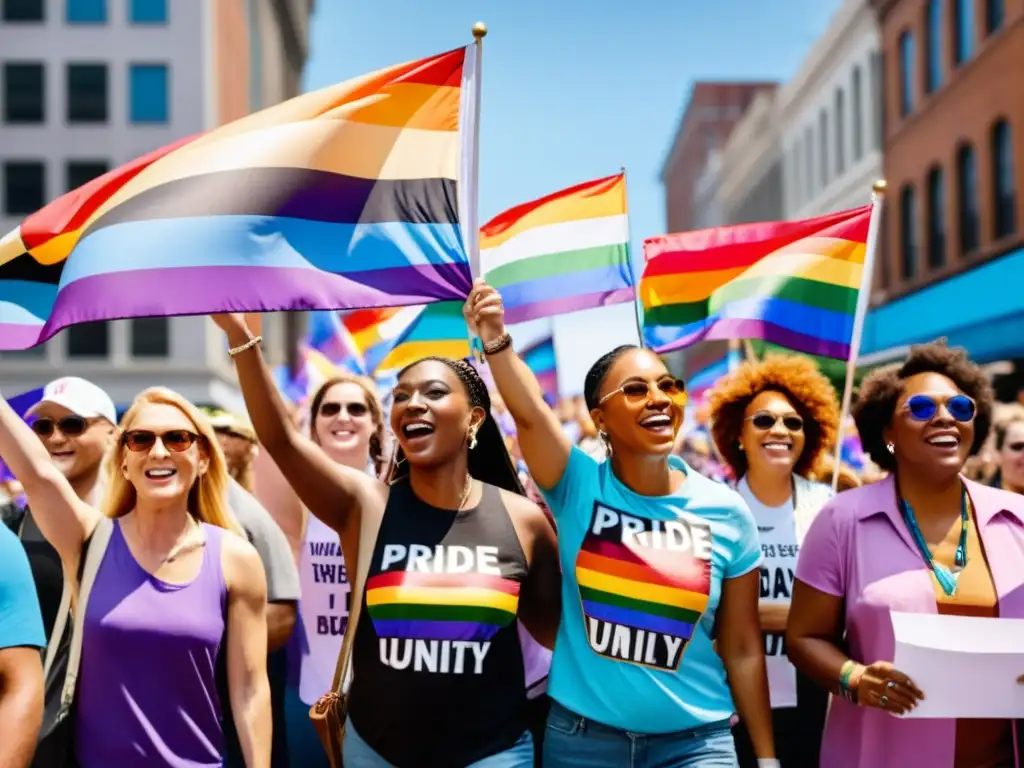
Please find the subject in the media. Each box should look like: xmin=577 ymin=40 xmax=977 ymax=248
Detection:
xmin=122 ymin=430 xmax=202 ymax=453
xmin=319 ymin=401 xmax=369 ymax=418
xmin=598 ymin=377 xmax=688 ymax=407
xmin=31 ymin=415 xmax=93 ymax=437
xmin=747 ymin=412 xmax=805 ymax=432
xmin=903 ymin=394 xmax=976 ymax=423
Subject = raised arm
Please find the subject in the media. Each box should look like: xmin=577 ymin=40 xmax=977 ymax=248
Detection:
xmin=213 ymin=314 xmax=379 ymax=533
xmin=0 ymin=391 xmax=97 ymax=565
xmin=465 ymin=280 xmax=571 ymax=490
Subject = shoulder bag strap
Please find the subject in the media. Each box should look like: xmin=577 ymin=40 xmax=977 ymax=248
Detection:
xmin=329 ymin=502 xmax=385 ymax=696
xmin=59 ymin=517 xmax=114 ymax=706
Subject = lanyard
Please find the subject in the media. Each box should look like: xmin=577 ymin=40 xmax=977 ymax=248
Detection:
xmin=897 ymin=487 xmax=969 ymax=597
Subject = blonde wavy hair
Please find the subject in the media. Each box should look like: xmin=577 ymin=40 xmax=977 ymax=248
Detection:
xmin=101 ymin=387 xmax=242 ymax=537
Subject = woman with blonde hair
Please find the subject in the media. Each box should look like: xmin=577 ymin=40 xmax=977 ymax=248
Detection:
xmin=0 ymin=385 xmax=270 ymax=768
xmin=707 ymin=354 xmax=839 ymax=768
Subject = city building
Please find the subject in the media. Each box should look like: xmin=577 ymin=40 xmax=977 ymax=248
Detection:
xmin=691 ymin=149 xmax=725 ymax=230
xmin=861 ymin=0 xmax=1024 ymax=364
xmin=0 ymin=0 xmax=313 ymax=408
xmin=660 ymin=81 xmax=778 ymax=234
xmin=717 ymin=87 xmax=784 ymax=225
xmin=778 ymin=0 xmax=883 ymax=224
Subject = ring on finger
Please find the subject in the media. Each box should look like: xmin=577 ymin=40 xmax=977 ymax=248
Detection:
xmin=880 ymin=694 xmax=889 ymax=707
xmin=887 ymin=681 xmax=897 ymax=690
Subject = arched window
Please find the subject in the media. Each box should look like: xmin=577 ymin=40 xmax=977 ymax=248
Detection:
xmin=925 ymin=0 xmax=942 ymax=93
xmin=992 ymin=119 xmax=1016 ymax=238
xmin=900 ymin=184 xmax=918 ymax=279
xmin=927 ymin=166 xmax=946 ymax=268
xmin=957 ymin=143 xmax=979 ymax=254
xmin=953 ymin=0 xmax=975 ymax=66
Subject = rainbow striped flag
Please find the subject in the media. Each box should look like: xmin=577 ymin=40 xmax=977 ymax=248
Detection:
xmin=374 ymin=301 xmax=470 ymax=373
xmin=641 ymin=206 xmax=872 ymax=360
xmin=344 ymin=306 xmax=421 ymax=372
xmin=480 ymin=174 xmax=634 ymax=323
xmin=522 ymin=335 xmax=558 ymax=403
xmin=306 ymin=312 xmax=366 ymax=374
xmin=0 ymin=45 xmax=479 ymax=351
xmin=687 ymin=351 xmax=739 ymax=402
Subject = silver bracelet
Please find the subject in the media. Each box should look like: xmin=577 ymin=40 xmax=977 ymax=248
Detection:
xmin=757 ymin=760 xmax=782 ymax=768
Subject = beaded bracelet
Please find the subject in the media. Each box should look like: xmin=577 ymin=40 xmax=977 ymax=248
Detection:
xmin=228 ymin=335 xmax=263 ymax=357
xmin=483 ymin=332 xmax=513 ymax=356
xmin=838 ymin=659 xmax=860 ymax=703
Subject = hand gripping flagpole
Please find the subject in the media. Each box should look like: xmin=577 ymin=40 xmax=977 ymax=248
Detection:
xmin=831 ymin=180 xmax=887 ymax=493
xmin=466 ymin=22 xmax=487 ymax=362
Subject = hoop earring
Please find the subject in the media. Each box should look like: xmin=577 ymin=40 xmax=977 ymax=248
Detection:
xmin=468 ymin=428 xmax=478 ymax=451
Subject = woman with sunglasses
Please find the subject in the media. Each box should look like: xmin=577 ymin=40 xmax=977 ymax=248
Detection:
xmin=706 ymin=355 xmax=839 ymax=768
xmin=0 ymin=385 xmax=271 ymax=767
xmin=787 ymin=340 xmax=1024 ymax=768
xmin=250 ymin=374 xmax=386 ymax=768
xmin=215 ymin=312 xmax=560 ymax=767
xmin=990 ymin=415 xmax=1024 ymax=495
xmin=465 ymin=280 xmax=775 ymax=768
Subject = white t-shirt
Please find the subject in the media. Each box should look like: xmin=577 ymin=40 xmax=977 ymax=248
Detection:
xmin=737 ymin=476 xmax=799 ymax=709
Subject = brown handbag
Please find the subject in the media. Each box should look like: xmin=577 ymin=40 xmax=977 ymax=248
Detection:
xmin=309 ymin=509 xmax=382 ymax=767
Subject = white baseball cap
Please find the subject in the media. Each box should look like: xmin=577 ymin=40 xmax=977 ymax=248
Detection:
xmin=27 ymin=377 xmax=118 ymax=424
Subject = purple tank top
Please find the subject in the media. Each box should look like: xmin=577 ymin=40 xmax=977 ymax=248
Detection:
xmin=76 ymin=520 xmax=228 ymax=768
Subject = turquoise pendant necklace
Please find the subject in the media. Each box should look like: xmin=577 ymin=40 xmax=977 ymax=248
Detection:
xmin=897 ymin=488 xmax=969 ymax=597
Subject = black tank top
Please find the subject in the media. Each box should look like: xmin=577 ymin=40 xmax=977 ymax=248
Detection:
xmin=349 ymin=479 xmax=529 ymax=767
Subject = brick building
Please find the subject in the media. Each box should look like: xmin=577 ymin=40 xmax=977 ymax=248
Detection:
xmin=861 ymin=0 xmax=1024 ymax=362
xmin=660 ymin=82 xmax=778 ymax=234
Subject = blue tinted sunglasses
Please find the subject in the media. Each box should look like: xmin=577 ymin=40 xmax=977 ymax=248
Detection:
xmin=902 ymin=394 xmax=976 ymax=423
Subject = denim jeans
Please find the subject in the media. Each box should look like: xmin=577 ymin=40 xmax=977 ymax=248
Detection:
xmin=342 ymin=717 xmax=534 ymax=767
xmin=543 ymin=701 xmax=739 ymax=768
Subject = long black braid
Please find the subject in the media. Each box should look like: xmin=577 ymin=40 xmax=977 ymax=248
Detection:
xmin=386 ymin=356 xmax=525 ymax=495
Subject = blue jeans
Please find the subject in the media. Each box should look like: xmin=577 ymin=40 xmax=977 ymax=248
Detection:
xmin=543 ymin=701 xmax=739 ymax=768
xmin=342 ymin=717 xmax=534 ymax=767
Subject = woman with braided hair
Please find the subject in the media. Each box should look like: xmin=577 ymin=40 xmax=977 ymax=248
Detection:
xmin=214 ymin=314 xmax=560 ymax=768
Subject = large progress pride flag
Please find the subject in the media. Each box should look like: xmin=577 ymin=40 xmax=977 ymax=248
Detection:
xmin=0 ymin=45 xmax=479 ymax=350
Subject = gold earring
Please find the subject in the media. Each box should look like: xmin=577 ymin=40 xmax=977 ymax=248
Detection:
xmin=468 ymin=427 xmax=478 ymax=451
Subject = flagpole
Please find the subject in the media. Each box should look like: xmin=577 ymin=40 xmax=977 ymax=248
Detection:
xmin=831 ymin=179 xmax=887 ymax=492
xmin=621 ymin=165 xmax=645 ymax=348
xmin=467 ymin=22 xmax=486 ymax=361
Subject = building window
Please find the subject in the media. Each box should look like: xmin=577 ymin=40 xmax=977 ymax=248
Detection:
xmin=66 ymin=160 xmax=109 ymax=192
xmin=924 ymin=0 xmax=942 ymax=94
xmin=953 ymin=0 xmax=974 ymax=66
xmin=819 ymin=109 xmax=829 ymax=188
xmin=804 ymin=125 xmax=814 ymax=196
xmin=992 ymin=119 xmax=1016 ymax=239
xmin=793 ymin=140 xmax=803 ymax=206
xmin=3 ymin=63 xmax=44 ymax=123
xmin=129 ymin=0 xmax=166 ymax=24
xmin=67 ymin=322 xmax=109 ymax=358
xmin=852 ymin=66 xmax=864 ymax=161
xmin=898 ymin=31 xmax=915 ymax=117
xmin=131 ymin=318 xmax=169 ymax=357
xmin=3 ymin=161 xmax=44 ymax=215
xmin=899 ymin=184 xmax=918 ymax=279
xmin=871 ymin=51 xmax=884 ymax=149
xmin=129 ymin=64 xmax=169 ymax=123
xmin=66 ymin=64 xmax=108 ymax=123
xmin=66 ymin=0 xmax=105 ymax=23
xmin=2 ymin=0 xmax=44 ymax=21
xmin=986 ymin=0 xmax=1005 ymax=33
xmin=835 ymin=89 xmax=846 ymax=175
xmin=926 ymin=167 xmax=946 ymax=268
xmin=957 ymin=143 xmax=980 ymax=254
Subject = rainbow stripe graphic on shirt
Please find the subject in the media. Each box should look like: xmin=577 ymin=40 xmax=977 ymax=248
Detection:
xmin=576 ymin=502 xmax=713 ymax=670
xmin=366 ymin=571 xmax=520 ymax=642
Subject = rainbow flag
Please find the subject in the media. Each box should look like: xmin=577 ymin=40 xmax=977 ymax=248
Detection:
xmin=641 ymin=206 xmax=872 ymax=359
xmin=306 ymin=311 xmax=366 ymax=374
xmin=374 ymin=301 xmax=470 ymax=373
xmin=344 ymin=306 xmax=421 ymax=372
xmin=480 ymin=174 xmax=634 ymax=323
xmin=0 ymin=46 xmax=479 ymax=351
xmin=366 ymin=571 xmax=521 ymax=641
xmin=687 ymin=346 xmax=742 ymax=402
xmin=522 ymin=336 xmax=558 ymax=403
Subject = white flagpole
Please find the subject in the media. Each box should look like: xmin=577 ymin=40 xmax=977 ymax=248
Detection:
xmin=831 ymin=180 xmax=888 ymax=492
xmin=621 ymin=166 xmax=645 ymax=348
xmin=461 ymin=22 xmax=486 ymax=360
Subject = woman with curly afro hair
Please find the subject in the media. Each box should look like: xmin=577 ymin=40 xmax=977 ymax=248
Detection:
xmin=787 ymin=340 xmax=1024 ymax=768
xmin=707 ymin=354 xmax=838 ymax=768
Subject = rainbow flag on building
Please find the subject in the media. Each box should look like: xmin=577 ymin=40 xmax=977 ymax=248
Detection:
xmin=374 ymin=301 xmax=470 ymax=373
xmin=522 ymin=335 xmax=558 ymax=403
xmin=480 ymin=174 xmax=634 ymax=323
xmin=0 ymin=45 xmax=480 ymax=350
xmin=641 ymin=206 xmax=872 ymax=359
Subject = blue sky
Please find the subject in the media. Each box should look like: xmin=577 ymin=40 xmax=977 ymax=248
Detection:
xmin=302 ymin=0 xmax=844 ymax=390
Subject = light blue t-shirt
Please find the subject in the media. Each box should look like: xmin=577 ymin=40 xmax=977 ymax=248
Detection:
xmin=0 ymin=524 xmax=45 ymax=650
xmin=541 ymin=447 xmax=761 ymax=734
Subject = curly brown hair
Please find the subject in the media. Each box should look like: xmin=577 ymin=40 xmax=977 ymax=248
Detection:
xmin=708 ymin=354 xmax=840 ymax=478
xmin=852 ymin=339 xmax=994 ymax=473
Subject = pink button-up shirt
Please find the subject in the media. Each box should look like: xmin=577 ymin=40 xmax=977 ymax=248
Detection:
xmin=795 ymin=474 xmax=1024 ymax=768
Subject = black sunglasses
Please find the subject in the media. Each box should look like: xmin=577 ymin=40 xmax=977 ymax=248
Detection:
xmin=319 ymin=401 xmax=369 ymax=418
xmin=122 ymin=429 xmax=202 ymax=453
xmin=32 ymin=415 xmax=93 ymax=437
xmin=748 ymin=412 xmax=805 ymax=432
